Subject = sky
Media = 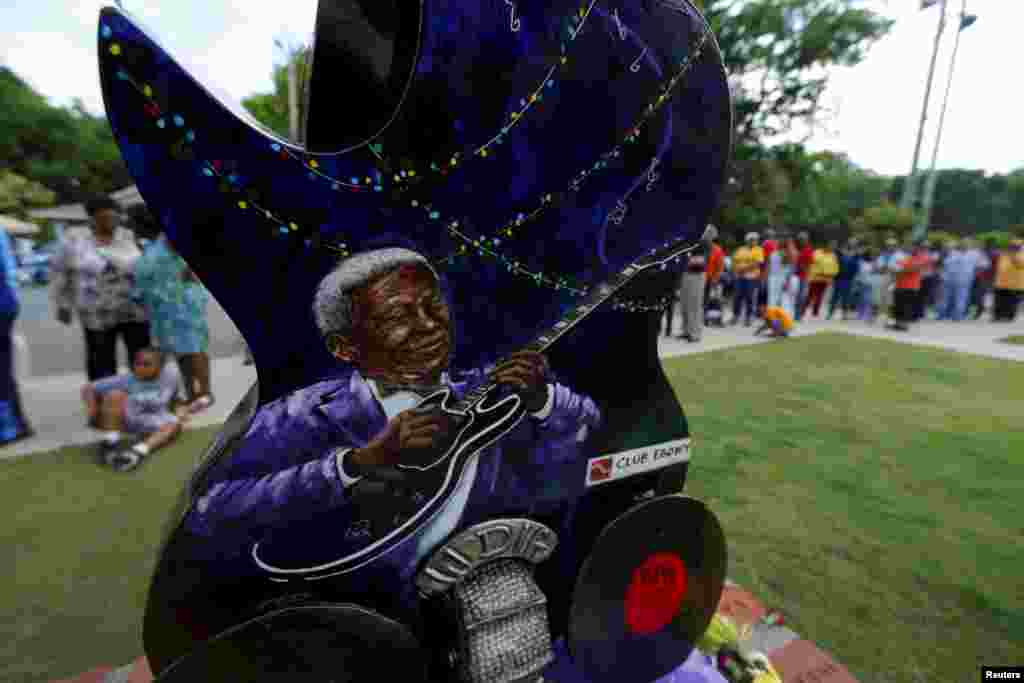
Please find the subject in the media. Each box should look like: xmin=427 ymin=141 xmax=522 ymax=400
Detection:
xmin=0 ymin=0 xmax=1018 ymax=177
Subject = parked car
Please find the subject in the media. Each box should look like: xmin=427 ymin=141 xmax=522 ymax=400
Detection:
xmin=17 ymin=251 xmax=51 ymax=285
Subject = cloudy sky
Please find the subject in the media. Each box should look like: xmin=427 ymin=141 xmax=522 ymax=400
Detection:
xmin=0 ymin=0 xmax=1018 ymax=176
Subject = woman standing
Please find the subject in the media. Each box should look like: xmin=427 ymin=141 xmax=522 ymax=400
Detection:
xmin=51 ymin=196 xmax=150 ymax=381
xmin=0 ymin=227 xmax=33 ymax=446
xmin=765 ymin=234 xmax=793 ymax=309
xmin=993 ymin=239 xmax=1024 ymax=322
xmin=134 ymin=216 xmax=215 ymax=412
xmin=855 ymin=248 xmax=882 ymax=324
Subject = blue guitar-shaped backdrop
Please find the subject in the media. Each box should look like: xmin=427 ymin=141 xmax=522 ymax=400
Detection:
xmin=93 ymin=0 xmax=735 ymax=681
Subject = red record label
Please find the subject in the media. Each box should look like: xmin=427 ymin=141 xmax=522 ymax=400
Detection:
xmin=624 ymin=552 xmax=689 ymax=635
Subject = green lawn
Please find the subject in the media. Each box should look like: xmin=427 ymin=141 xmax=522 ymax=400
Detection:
xmin=2 ymin=332 xmax=1022 ymax=683
xmin=1 ymin=427 xmax=221 ymax=683
xmin=668 ymin=333 xmax=1023 ymax=683
xmin=1000 ymin=335 xmax=1024 ymax=346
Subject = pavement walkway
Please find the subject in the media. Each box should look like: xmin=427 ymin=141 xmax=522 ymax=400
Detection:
xmin=5 ymin=315 xmax=1023 ymax=462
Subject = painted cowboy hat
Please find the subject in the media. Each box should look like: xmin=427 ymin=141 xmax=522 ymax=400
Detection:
xmin=97 ymin=0 xmax=731 ymax=401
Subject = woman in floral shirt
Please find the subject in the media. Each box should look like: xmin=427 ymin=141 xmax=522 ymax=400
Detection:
xmin=51 ymin=197 xmax=150 ymax=381
xmin=134 ymin=213 xmax=214 ymax=413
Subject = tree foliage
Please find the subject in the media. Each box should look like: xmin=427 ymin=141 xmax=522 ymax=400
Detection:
xmin=974 ymin=230 xmax=1024 ymax=249
xmin=0 ymin=67 xmax=131 ymax=204
xmin=704 ymin=0 xmax=893 ymax=150
xmin=241 ymin=45 xmax=312 ymax=143
xmin=0 ymin=171 xmax=56 ymax=215
xmin=849 ymin=201 xmax=914 ymax=244
xmin=717 ymin=143 xmax=890 ymax=237
xmin=890 ymin=167 xmax=1024 ymax=233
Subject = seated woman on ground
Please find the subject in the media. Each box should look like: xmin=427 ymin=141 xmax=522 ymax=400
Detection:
xmin=81 ymin=347 xmax=183 ymax=471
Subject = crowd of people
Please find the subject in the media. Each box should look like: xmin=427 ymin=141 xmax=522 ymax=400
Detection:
xmin=2 ymin=201 xmax=1023 ymax=464
xmin=665 ymin=228 xmax=1024 ymax=341
xmin=0 ymin=195 xmax=216 ymax=468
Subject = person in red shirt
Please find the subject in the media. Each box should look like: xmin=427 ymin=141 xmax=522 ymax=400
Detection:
xmin=970 ymin=238 xmax=999 ymax=319
xmin=794 ymin=232 xmax=815 ymax=321
xmin=704 ymin=234 xmax=725 ymax=324
xmin=888 ymin=241 xmax=931 ymax=332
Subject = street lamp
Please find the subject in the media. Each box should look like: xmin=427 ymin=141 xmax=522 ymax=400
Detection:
xmin=912 ymin=2 xmax=977 ymax=240
xmin=274 ymin=39 xmax=301 ymax=143
xmin=899 ymin=0 xmax=948 ymax=214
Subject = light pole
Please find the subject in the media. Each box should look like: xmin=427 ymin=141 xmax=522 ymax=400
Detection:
xmin=899 ymin=0 xmax=948 ymax=214
xmin=274 ymin=39 xmax=301 ymax=143
xmin=913 ymin=2 xmax=977 ymax=240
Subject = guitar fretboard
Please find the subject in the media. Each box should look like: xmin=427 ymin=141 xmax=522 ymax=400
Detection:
xmin=453 ymin=237 xmax=700 ymax=413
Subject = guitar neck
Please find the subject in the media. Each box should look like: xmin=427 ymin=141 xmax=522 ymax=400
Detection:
xmin=456 ymin=238 xmax=697 ymax=411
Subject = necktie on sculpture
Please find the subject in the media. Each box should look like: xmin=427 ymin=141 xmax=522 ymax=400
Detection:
xmin=96 ymin=1 xmax=734 ymax=681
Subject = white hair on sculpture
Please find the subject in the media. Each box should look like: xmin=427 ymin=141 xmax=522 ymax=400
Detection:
xmin=312 ymin=248 xmax=437 ymax=338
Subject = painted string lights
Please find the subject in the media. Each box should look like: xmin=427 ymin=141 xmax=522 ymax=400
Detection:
xmin=272 ymin=0 xmax=600 ymax=192
xmin=100 ymin=9 xmax=714 ymax=310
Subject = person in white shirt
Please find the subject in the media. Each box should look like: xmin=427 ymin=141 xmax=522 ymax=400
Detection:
xmin=938 ymin=239 xmax=990 ymax=321
xmin=876 ymin=238 xmax=905 ymax=325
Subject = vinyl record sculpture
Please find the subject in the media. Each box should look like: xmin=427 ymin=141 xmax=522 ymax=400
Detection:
xmin=95 ymin=0 xmax=734 ymax=680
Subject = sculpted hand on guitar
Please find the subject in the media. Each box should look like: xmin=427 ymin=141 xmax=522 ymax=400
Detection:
xmin=351 ymin=408 xmax=452 ymax=471
xmin=491 ymin=351 xmax=550 ymax=413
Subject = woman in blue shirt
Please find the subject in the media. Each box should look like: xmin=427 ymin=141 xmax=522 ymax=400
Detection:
xmin=133 ymin=212 xmax=214 ymax=413
xmin=0 ymin=228 xmax=33 ymax=446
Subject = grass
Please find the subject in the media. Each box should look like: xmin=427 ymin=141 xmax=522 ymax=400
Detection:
xmin=2 ymin=332 xmax=1022 ymax=683
xmin=667 ymin=332 xmax=1024 ymax=683
xmin=999 ymin=335 xmax=1024 ymax=345
xmin=1 ymin=427 xmax=221 ymax=683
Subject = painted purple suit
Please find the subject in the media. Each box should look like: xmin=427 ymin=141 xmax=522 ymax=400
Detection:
xmin=184 ymin=367 xmax=602 ymax=569
xmin=177 ymin=371 xmax=721 ymax=683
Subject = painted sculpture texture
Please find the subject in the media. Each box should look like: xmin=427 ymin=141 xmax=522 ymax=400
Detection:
xmin=95 ymin=1 xmax=734 ymax=681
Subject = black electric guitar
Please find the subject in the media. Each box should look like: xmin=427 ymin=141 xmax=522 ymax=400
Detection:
xmin=251 ymin=234 xmax=708 ymax=581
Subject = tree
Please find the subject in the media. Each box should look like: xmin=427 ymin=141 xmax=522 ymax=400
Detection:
xmin=0 ymin=171 xmax=56 ymax=215
xmin=851 ymin=201 xmax=914 ymax=245
xmin=703 ymin=0 xmax=893 ymax=151
xmin=0 ymin=67 xmax=132 ymax=203
xmin=888 ymin=166 xmax=1024 ymax=234
xmin=241 ymin=44 xmax=312 ymax=142
xmin=975 ymin=230 xmax=1023 ymax=249
xmin=718 ymin=142 xmax=891 ymax=239
xmin=715 ymin=156 xmax=792 ymax=230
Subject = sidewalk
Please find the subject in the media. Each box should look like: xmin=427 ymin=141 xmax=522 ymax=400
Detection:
xmin=5 ymin=315 xmax=1024 ymax=462
xmin=2 ymin=355 xmax=257 ymax=461
xmin=658 ymin=314 xmax=1024 ymax=362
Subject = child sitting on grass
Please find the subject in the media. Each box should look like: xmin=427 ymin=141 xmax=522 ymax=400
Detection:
xmin=81 ymin=348 xmax=183 ymax=472
xmin=754 ymin=305 xmax=794 ymax=339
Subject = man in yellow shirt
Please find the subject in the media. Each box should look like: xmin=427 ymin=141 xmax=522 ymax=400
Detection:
xmin=731 ymin=232 xmax=765 ymax=326
xmin=801 ymin=240 xmax=839 ymax=318
xmin=993 ymin=239 xmax=1024 ymax=321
